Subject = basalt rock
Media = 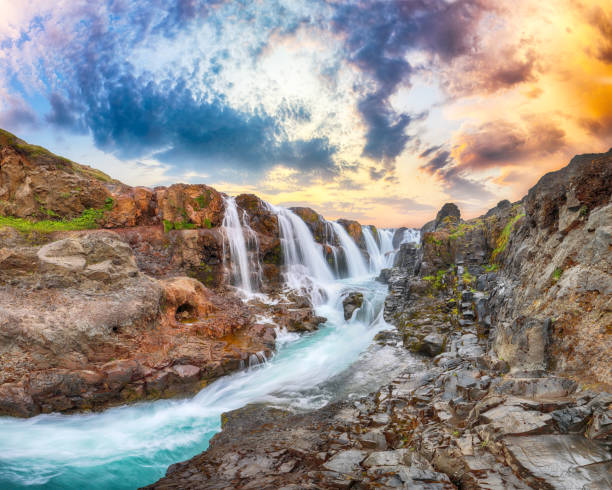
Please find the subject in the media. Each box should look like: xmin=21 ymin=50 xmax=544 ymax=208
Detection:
xmin=338 ymin=218 xmax=365 ymax=250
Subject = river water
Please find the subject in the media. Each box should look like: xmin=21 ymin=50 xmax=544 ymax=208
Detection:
xmin=0 ymin=205 xmax=418 ymax=489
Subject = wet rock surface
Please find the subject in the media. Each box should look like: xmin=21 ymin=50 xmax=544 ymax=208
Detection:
xmin=342 ymin=291 xmax=364 ymax=320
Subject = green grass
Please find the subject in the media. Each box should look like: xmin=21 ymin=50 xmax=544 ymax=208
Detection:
xmin=552 ymin=267 xmax=563 ymax=282
xmin=0 ymin=208 xmax=106 ymax=233
xmin=491 ymin=212 xmax=525 ymax=260
xmin=194 ymin=190 xmax=213 ymax=209
xmin=163 ymin=219 xmax=197 ymax=232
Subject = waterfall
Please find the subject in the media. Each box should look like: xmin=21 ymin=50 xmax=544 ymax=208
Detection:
xmin=378 ymin=228 xmax=396 ymax=268
xmin=400 ymin=228 xmax=420 ymax=244
xmin=268 ymin=205 xmax=334 ymax=304
xmin=330 ymin=221 xmax=369 ymax=278
xmin=362 ymin=226 xmax=384 ymax=274
xmin=222 ymin=196 xmax=262 ymax=294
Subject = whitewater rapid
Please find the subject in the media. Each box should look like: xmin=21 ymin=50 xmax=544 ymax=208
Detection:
xmin=0 ymin=206 xmax=419 ymax=489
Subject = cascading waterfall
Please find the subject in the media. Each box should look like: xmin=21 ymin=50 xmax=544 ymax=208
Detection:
xmin=268 ymin=204 xmax=334 ymax=304
xmin=0 ymin=204 xmax=407 ymax=490
xmin=362 ymin=226 xmax=384 ymax=273
xmin=222 ymin=196 xmax=262 ymax=294
xmin=329 ymin=221 xmax=369 ymax=278
xmin=400 ymin=228 xmax=420 ymax=244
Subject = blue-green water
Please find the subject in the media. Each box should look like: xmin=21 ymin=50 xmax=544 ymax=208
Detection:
xmin=0 ymin=278 xmax=393 ymax=489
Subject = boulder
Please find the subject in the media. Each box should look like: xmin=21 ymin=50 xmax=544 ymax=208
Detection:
xmin=322 ymin=450 xmax=367 ymax=474
xmin=342 ymin=292 xmax=364 ymax=320
xmin=419 ymin=333 xmax=446 ymax=357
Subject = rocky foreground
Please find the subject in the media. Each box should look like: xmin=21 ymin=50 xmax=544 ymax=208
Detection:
xmin=148 ymin=150 xmax=612 ymax=489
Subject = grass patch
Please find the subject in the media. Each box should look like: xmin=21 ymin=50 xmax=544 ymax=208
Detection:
xmin=0 ymin=208 xmax=106 ymax=233
xmin=552 ymin=267 xmax=563 ymax=282
xmin=163 ymin=219 xmax=197 ymax=232
xmin=491 ymin=212 xmax=525 ymax=261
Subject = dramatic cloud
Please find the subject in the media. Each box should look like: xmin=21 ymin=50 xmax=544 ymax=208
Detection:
xmin=368 ymin=196 xmax=434 ymax=212
xmin=0 ymin=0 xmax=610 ymax=225
xmin=453 ymin=119 xmax=566 ymax=171
xmin=0 ymin=0 xmax=338 ymax=178
xmin=333 ymin=0 xmax=493 ymax=175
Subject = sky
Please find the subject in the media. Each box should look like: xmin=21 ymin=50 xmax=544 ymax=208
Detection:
xmin=0 ymin=1 xmax=611 ymax=227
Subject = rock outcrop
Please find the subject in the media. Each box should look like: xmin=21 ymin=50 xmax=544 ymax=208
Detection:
xmin=0 ymin=229 xmax=280 ymax=416
xmin=342 ymin=292 xmax=364 ymax=320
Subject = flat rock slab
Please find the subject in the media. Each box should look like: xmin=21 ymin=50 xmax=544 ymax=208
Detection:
xmin=322 ymin=449 xmax=367 ymax=474
xmin=482 ymin=404 xmax=553 ymax=436
xmin=503 ymin=434 xmax=612 ymax=489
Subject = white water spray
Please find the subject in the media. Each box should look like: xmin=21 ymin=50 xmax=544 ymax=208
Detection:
xmin=330 ymin=221 xmax=369 ymax=278
xmin=222 ymin=196 xmax=262 ymax=294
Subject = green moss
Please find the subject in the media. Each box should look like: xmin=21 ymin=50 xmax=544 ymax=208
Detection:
xmin=163 ymin=219 xmax=197 ymax=232
xmin=60 ymin=192 xmax=71 ymax=199
xmin=484 ymin=263 xmax=498 ymax=272
xmin=552 ymin=267 xmax=563 ymax=282
xmin=194 ymin=190 xmax=212 ymax=209
xmin=41 ymin=206 xmax=59 ymax=218
xmin=104 ymin=197 xmax=114 ymax=210
xmin=425 ymin=234 xmax=443 ymax=246
xmin=174 ymin=220 xmax=196 ymax=230
xmin=203 ymin=217 xmax=212 ymax=229
xmin=492 ymin=212 xmax=525 ymax=261
xmin=0 ymin=207 xmax=106 ymax=233
xmin=579 ymin=205 xmax=588 ymax=217
xmin=462 ymin=271 xmax=475 ymax=285
xmin=449 ymin=222 xmax=466 ymax=240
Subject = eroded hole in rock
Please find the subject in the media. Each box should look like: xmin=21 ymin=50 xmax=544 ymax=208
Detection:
xmin=176 ymin=303 xmax=197 ymax=323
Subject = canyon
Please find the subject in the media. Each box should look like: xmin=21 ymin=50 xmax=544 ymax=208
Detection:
xmin=0 ymin=129 xmax=610 ymax=489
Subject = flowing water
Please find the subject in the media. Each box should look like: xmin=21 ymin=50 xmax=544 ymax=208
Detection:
xmin=0 ymin=205 xmax=412 ymax=490
xmin=329 ymin=221 xmax=369 ymax=278
xmin=222 ymin=196 xmax=262 ymax=294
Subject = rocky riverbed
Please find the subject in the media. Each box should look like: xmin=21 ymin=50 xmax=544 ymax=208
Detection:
xmin=148 ymin=149 xmax=612 ymax=489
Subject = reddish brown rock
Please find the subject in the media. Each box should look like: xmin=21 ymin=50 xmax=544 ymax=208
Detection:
xmin=0 ymin=129 xmax=113 ymax=220
xmin=155 ymin=183 xmax=224 ymax=229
